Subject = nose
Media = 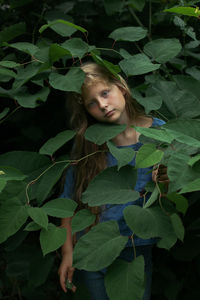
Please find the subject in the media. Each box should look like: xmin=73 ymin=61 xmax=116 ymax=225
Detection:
xmin=97 ymin=98 xmax=108 ymax=110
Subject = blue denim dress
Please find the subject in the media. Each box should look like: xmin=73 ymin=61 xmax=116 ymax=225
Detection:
xmin=60 ymin=117 xmax=165 ymax=300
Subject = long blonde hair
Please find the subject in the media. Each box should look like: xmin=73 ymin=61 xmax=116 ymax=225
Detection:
xmin=65 ymin=62 xmax=144 ymax=219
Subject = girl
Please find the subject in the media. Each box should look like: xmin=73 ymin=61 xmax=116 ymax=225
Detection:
xmin=58 ymin=62 xmax=168 ymax=300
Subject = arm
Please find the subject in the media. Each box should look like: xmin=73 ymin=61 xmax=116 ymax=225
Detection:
xmin=58 ymin=217 xmax=76 ymax=293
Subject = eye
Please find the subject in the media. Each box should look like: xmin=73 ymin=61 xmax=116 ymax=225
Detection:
xmin=86 ymin=100 xmax=97 ymax=109
xmin=101 ymin=90 xmax=109 ymax=97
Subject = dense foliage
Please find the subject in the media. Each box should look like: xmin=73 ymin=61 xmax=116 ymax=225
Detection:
xmin=0 ymin=0 xmax=200 ymax=299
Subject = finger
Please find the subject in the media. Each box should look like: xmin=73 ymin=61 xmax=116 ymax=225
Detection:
xmin=60 ymin=272 xmax=67 ymax=293
xmin=157 ymin=174 xmax=169 ymax=181
xmin=67 ymin=267 xmax=76 ymax=293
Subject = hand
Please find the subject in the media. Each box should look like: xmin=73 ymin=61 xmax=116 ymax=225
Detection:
xmin=152 ymin=164 xmax=169 ymax=186
xmin=58 ymin=255 xmax=76 ymax=293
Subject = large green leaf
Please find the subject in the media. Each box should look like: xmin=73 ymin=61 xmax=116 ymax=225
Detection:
xmin=0 ymin=22 xmax=26 ymax=44
xmin=12 ymin=63 xmax=40 ymax=90
xmin=0 ymin=67 xmax=16 ymax=78
xmin=123 ymin=205 xmax=177 ymax=240
xmin=173 ymin=75 xmax=200 ymax=100
xmin=107 ymin=141 xmax=135 ymax=170
xmin=49 ymin=68 xmax=85 ymax=93
xmin=4 ymin=42 xmax=39 ymax=56
xmin=163 ymin=119 xmax=200 ymax=148
xmin=61 ymin=38 xmax=89 ymax=59
xmin=49 ymin=44 xmax=71 ymax=64
xmin=26 ymin=206 xmax=48 ymax=229
xmin=40 ymin=223 xmax=66 ymax=256
xmin=119 ymin=54 xmax=160 ymax=76
xmin=0 ymin=61 xmax=20 ymax=68
xmin=85 ymin=123 xmax=126 ymax=145
xmin=167 ymin=193 xmax=188 ymax=215
xmin=14 ymin=87 xmax=50 ymax=108
xmin=131 ymin=89 xmax=162 ymax=114
xmin=105 ymin=256 xmax=145 ymax=300
xmin=0 ymin=179 xmax=6 ymax=193
xmin=39 ymin=130 xmax=75 ymax=156
xmin=42 ymin=198 xmax=77 ymax=218
xmin=73 ymin=220 xmax=128 ymax=271
xmin=104 ymin=0 xmax=124 ymax=15
xmin=0 ymin=201 xmax=28 ymax=243
xmin=39 ymin=19 xmax=87 ymax=34
xmin=170 ymin=213 xmax=184 ymax=242
xmin=144 ymin=38 xmax=182 ymax=63
xmin=167 ymin=152 xmax=198 ymax=193
xmin=128 ymin=0 xmax=145 ymax=11
xmin=179 ymin=178 xmax=200 ymax=194
xmin=90 ymin=53 xmax=121 ymax=78
xmin=164 ymin=6 xmax=200 ymax=18
xmin=82 ymin=165 xmax=139 ymax=206
xmin=135 ymin=126 xmax=173 ymax=144
xmin=135 ymin=144 xmax=164 ymax=168
xmin=0 ymin=151 xmax=50 ymax=175
xmin=35 ymin=161 xmax=70 ymax=204
xmin=71 ymin=209 xmax=96 ymax=234
xmin=152 ymin=80 xmax=200 ymax=118
xmin=109 ymin=26 xmax=147 ymax=42
xmin=0 ymin=166 xmax=26 ymax=181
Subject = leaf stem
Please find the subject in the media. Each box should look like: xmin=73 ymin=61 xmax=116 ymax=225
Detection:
xmin=130 ymin=234 xmax=137 ymax=259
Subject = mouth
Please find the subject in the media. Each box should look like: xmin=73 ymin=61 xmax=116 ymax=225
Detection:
xmin=105 ymin=110 xmax=115 ymax=118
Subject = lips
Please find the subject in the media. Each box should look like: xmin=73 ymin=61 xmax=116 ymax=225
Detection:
xmin=105 ymin=109 xmax=115 ymax=118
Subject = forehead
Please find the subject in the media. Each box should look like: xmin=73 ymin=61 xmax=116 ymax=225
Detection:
xmin=82 ymin=81 xmax=112 ymax=100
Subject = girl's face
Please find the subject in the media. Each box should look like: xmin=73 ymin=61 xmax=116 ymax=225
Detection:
xmin=83 ymin=81 xmax=129 ymax=124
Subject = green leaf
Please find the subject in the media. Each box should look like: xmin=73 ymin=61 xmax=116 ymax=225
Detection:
xmin=144 ymin=186 xmax=159 ymax=208
xmin=103 ymin=0 xmax=124 ymax=15
xmin=163 ymin=119 xmax=200 ymax=148
xmin=4 ymin=42 xmax=39 ymax=56
xmin=135 ymin=144 xmax=164 ymax=168
xmin=157 ymin=234 xmax=177 ymax=250
xmin=107 ymin=141 xmax=135 ymax=170
xmin=170 ymin=213 xmax=184 ymax=241
xmin=131 ymin=89 xmax=162 ymax=114
xmin=164 ymin=6 xmax=200 ymax=18
xmin=173 ymin=75 xmax=200 ymax=100
xmin=179 ymin=178 xmax=200 ymax=194
xmin=0 ymin=22 xmax=26 ymax=44
xmin=0 ymin=67 xmax=16 ymax=78
xmin=105 ymin=256 xmax=145 ymax=300
xmin=14 ymin=87 xmax=50 ymax=108
xmin=188 ymin=154 xmax=200 ymax=167
xmin=167 ymin=152 xmax=197 ymax=193
xmin=61 ymin=38 xmax=89 ymax=59
xmin=71 ymin=209 xmax=96 ymax=234
xmin=128 ymin=0 xmax=145 ymax=12
xmin=39 ymin=19 xmax=87 ymax=34
xmin=85 ymin=123 xmax=126 ymax=145
xmin=49 ymin=44 xmax=71 ymax=64
xmin=12 ymin=63 xmax=40 ymax=90
xmin=24 ymin=221 xmax=42 ymax=231
xmin=144 ymin=38 xmax=182 ymax=63
xmin=36 ymin=161 xmax=70 ymax=204
xmin=123 ymin=205 xmax=177 ymax=240
xmin=49 ymin=68 xmax=85 ymax=93
xmin=0 ymin=202 xmax=28 ymax=243
xmin=0 ymin=179 xmax=6 ymax=193
xmin=109 ymin=26 xmax=147 ymax=42
xmin=90 ymin=53 xmax=121 ymax=78
xmin=39 ymin=130 xmax=75 ymax=156
xmin=82 ymin=165 xmax=139 ymax=206
xmin=73 ymin=221 xmax=128 ymax=271
xmin=26 ymin=206 xmax=48 ymax=229
xmin=0 ymin=107 xmax=10 ymax=120
xmin=0 ymin=166 xmax=26 ymax=181
xmin=0 ymin=61 xmax=20 ymax=68
xmin=42 ymin=198 xmax=77 ymax=218
xmin=167 ymin=193 xmax=188 ymax=215
xmin=119 ymin=54 xmax=160 ymax=76
xmin=40 ymin=223 xmax=66 ymax=256
xmin=135 ymin=126 xmax=173 ymax=144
